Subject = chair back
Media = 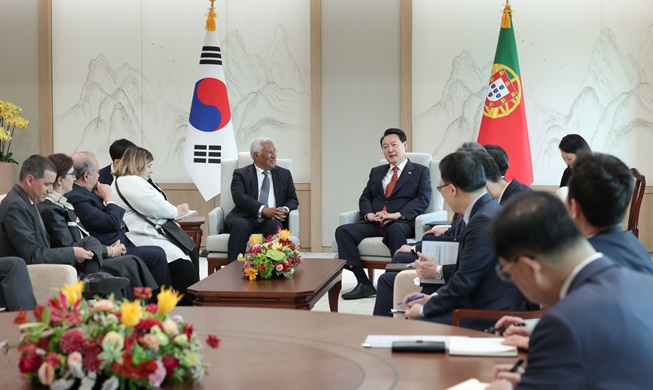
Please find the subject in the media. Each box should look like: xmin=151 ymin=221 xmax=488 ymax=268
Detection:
xmin=378 ymin=152 xmax=444 ymax=214
xmin=220 ymin=152 xmax=293 ymax=215
xmin=627 ymin=167 xmax=646 ymax=238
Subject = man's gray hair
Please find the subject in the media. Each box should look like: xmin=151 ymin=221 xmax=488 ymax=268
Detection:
xmin=457 ymin=142 xmax=487 ymax=154
xmin=250 ymin=137 xmax=273 ymax=157
xmin=72 ymin=151 xmax=97 ymax=180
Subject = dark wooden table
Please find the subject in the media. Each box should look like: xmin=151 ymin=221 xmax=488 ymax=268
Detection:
xmin=188 ymin=258 xmax=346 ymax=312
xmin=177 ymin=216 xmax=204 ymax=249
xmin=0 ymin=307 xmax=524 ymax=389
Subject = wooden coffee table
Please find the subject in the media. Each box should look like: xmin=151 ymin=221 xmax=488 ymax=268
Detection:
xmin=188 ymin=258 xmax=346 ymax=312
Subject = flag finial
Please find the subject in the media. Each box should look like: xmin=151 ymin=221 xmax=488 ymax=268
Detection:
xmin=501 ymin=3 xmax=512 ymax=29
xmin=206 ymin=0 xmax=217 ymax=32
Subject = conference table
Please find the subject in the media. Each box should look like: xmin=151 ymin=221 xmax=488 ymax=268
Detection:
xmin=0 ymin=307 xmax=524 ymax=389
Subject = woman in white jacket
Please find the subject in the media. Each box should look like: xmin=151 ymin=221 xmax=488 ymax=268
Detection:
xmin=111 ymin=147 xmax=199 ymax=305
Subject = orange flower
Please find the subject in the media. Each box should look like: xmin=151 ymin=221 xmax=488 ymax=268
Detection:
xmin=244 ymin=268 xmax=258 ymax=281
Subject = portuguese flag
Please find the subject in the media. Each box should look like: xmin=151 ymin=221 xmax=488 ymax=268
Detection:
xmin=477 ymin=3 xmax=533 ymax=185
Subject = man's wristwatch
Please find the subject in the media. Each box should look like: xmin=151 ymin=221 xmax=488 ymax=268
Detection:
xmin=434 ymin=266 xmax=443 ymax=280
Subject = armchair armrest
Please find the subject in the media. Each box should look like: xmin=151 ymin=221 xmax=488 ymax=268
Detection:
xmin=288 ymin=209 xmax=299 ymax=236
xmin=415 ymin=210 xmax=449 ymax=238
xmin=207 ymin=207 xmax=225 ymax=236
xmin=392 ymin=270 xmax=422 ymax=319
xmin=339 ymin=210 xmax=361 ymax=226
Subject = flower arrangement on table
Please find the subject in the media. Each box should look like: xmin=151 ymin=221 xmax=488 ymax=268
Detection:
xmin=238 ymin=228 xmax=303 ymax=280
xmin=11 ymin=283 xmax=220 ymax=389
xmin=0 ymin=99 xmax=29 ymax=164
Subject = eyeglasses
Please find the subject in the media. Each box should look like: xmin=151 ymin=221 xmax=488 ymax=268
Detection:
xmin=262 ymin=149 xmax=277 ymax=156
xmin=436 ymin=183 xmax=451 ymax=193
xmin=495 ymin=259 xmax=518 ymax=282
xmin=64 ymin=172 xmax=77 ymax=177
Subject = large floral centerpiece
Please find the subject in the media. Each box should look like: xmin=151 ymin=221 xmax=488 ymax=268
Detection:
xmin=11 ymin=283 xmax=220 ymax=389
xmin=237 ymin=228 xmax=303 ymax=280
xmin=0 ymin=99 xmax=29 ymax=164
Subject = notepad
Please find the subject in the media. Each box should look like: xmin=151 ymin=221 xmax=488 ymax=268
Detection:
xmin=362 ymin=335 xmax=458 ymax=349
xmin=175 ymin=210 xmax=197 ymax=221
xmin=446 ymin=378 xmax=490 ymax=390
xmin=448 ymin=336 xmax=517 ymax=357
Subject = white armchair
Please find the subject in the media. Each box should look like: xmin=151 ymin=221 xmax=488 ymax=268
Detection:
xmin=205 ymin=153 xmax=299 ymax=274
xmin=332 ymin=153 xmax=449 ymax=280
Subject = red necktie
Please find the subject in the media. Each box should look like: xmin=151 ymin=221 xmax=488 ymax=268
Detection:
xmin=383 ymin=166 xmax=399 ymax=212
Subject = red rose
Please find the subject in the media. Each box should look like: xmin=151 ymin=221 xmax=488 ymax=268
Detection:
xmin=13 ymin=309 xmax=27 ymax=325
xmin=18 ymin=355 xmax=42 ymax=374
xmin=45 ymin=353 xmax=61 ymax=367
xmin=161 ymin=355 xmax=179 ymax=378
xmin=206 ymin=335 xmax=220 ymax=349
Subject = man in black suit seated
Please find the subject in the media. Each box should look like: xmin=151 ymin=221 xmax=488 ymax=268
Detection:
xmin=0 ymin=155 xmax=127 ymax=295
xmin=483 ymin=144 xmax=532 ymax=204
xmin=336 ymin=128 xmax=432 ymax=300
xmin=66 ymin=151 xmax=172 ymax=288
xmin=397 ymin=152 xmax=529 ymax=328
xmin=98 ymin=138 xmax=136 ymax=185
xmin=224 ymin=137 xmax=299 ymax=263
xmin=567 ymin=153 xmax=653 ymax=274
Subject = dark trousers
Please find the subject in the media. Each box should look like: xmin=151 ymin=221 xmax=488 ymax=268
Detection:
xmin=335 ymin=220 xmax=414 ymax=268
xmin=125 ymin=244 xmax=172 ymax=288
xmin=169 ymin=259 xmax=200 ymax=306
xmin=226 ymin=217 xmax=283 ymax=262
xmin=0 ymin=257 xmax=36 ymax=311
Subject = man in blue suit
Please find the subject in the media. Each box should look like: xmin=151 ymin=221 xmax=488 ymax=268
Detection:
xmin=66 ymin=152 xmax=172 ymax=288
xmin=567 ymin=153 xmax=653 ymax=274
xmin=401 ymin=152 xmax=529 ymax=327
xmin=482 ymin=145 xmax=531 ymax=205
xmin=488 ymin=192 xmax=653 ymax=389
xmin=336 ymin=128 xmax=431 ymax=300
xmin=98 ymin=138 xmax=136 ymax=185
xmin=224 ymin=137 xmax=299 ymax=263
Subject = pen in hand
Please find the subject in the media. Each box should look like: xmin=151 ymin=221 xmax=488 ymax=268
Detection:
xmin=397 ymin=294 xmax=425 ymax=306
xmin=509 ymin=358 xmax=525 ymax=373
xmin=484 ymin=322 xmax=526 ymax=335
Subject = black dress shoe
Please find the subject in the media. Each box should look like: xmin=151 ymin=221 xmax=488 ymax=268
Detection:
xmin=83 ymin=272 xmax=130 ymax=297
xmin=341 ymin=283 xmax=376 ymax=300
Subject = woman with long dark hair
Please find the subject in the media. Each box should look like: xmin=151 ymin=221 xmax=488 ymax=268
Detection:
xmin=558 ymin=134 xmax=591 ymax=187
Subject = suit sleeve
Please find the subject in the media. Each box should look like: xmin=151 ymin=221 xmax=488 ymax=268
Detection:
xmin=3 ymin=202 xmax=74 ymax=265
xmin=396 ymin=165 xmax=431 ymax=221
xmin=516 ymin=314 xmax=584 ymax=389
xmin=39 ymin=205 xmax=76 ymax=248
xmin=70 ymin=193 xmax=125 ymax=233
xmin=231 ymin=169 xmax=264 ymax=217
xmin=423 ymin=214 xmax=495 ymax=317
xmin=280 ymin=169 xmax=299 ymax=211
xmin=358 ymin=168 xmax=378 ymax=217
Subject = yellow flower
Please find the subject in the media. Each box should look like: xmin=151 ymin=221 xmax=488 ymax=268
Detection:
xmin=120 ymin=300 xmax=142 ymax=327
xmin=279 ymin=229 xmax=291 ymax=240
xmin=61 ymin=280 xmax=84 ymax=305
xmin=157 ymin=286 xmax=182 ymax=314
xmin=244 ymin=268 xmax=258 ymax=281
xmin=249 ymin=234 xmax=262 ymax=245
xmin=271 ymin=242 xmax=282 ymax=251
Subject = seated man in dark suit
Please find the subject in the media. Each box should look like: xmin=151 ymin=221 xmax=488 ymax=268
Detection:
xmin=487 ymin=192 xmax=653 ymax=389
xmin=66 ymin=151 xmax=172 ymax=288
xmin=0 ymin=155 xmax=127 ymax=295
xmin=336 ymin=128 xmax=432 ymax=300
xmin=0 ymin=257 xmax=36 ymax=311
xmin=398 ymin=152 xmax=529 ymax=328
xmin=224 ymin=137 xmax=299 ymax=263
xmin=482 ymin=144 xmax=532 ymax=204
xmin=98 ymin=138 xmax=136 ymax=185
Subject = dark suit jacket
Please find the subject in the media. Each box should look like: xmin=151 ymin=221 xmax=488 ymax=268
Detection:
xmin=588 ymin=227 xmax=653 ymax=275
xmin=38 ymin=199 xmax=83 ymax=247
xmin=422 ymin=193 xmax=529 ymax=317
xmin=0 ymin=185 xmax=74 ymax=264
xmin=98 ymin=164 xmax=113 ymax=185
xmin=359 ymin=159 xmax=431 ymax=222
xmin=65 ymin=184 xmax=127 ymax=246
xmin=500 ymin=178 xmax=532 ymax=205
xmin=225 ymin=164 xmax=299 ymax=230
xmin=518 ymin=256 xmax=653 ymax=389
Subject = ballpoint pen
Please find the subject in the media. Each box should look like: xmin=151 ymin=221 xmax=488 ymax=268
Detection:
xmin=509 ymin=358 xmax=525 ymax=372
xmin=484 ymin=322 xmax=526 ymax=335
xmin=397 ymin=294 xmax=425 ymax=306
